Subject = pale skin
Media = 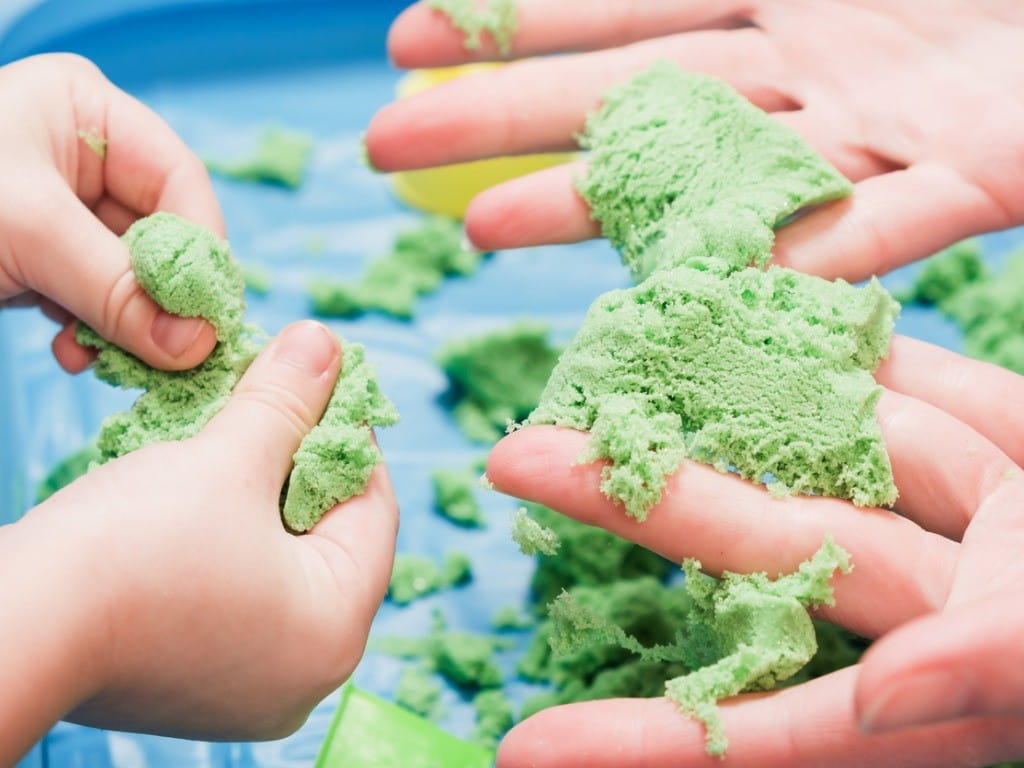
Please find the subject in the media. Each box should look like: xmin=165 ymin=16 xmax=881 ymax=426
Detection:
xmin=368 ymin=1 xmax=1024 ymax=766
xmin=0 ymin=55 xmax=397 ymax=766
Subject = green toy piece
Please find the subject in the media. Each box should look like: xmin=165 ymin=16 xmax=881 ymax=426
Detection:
xmin=432 ymin=468 xmax=486 ymax=527
xmin=388 ymin=552 xmax=473 ymax=605
xmin=310 ymin=216 xmax=486 ymax=320
xmin=427 ymin=0 xmax=519 ymax=54
xmin=315 ymin=686 xmax=493 ymax=768
xmin=206 ymin=127 xmax=313 ymax=189
xmin=78 ymin=212 xmax=397 ymax=532
xmin=437 ymin=321 xmax=561 ymax=443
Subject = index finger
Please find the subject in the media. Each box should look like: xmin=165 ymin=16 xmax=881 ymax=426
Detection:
xmin=72 ymin=64 xmax=225 ymax=236
xmin=388 ymin=0 xmax=752 ymax=67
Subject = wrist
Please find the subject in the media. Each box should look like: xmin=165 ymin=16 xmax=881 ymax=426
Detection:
xmin=0 ymin=504 xmax=110 ymax=761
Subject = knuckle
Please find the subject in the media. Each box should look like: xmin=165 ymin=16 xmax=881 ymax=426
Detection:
xmin=100 ymin=267 xmax=148 ymax=343
xmin=233 ymin=381 xmax=317 ymax=438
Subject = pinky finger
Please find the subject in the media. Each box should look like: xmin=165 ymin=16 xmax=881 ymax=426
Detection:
xmin=52 ymin=321 xmax=96 ymax=374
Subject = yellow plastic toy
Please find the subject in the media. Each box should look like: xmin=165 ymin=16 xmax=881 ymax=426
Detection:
xmin=391 ymin=64 xmax=573 ymax=219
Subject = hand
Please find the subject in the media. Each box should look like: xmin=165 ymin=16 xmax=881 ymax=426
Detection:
xmin=0 ymin=321 xmax=397 ymax=766
xmin=0 ymin=53 xmax=223 ymax=372
xmin=485 ymin=335 xmax=1024 ymax=767
xmin=368 ymin=0 xmax=1024 ymax=282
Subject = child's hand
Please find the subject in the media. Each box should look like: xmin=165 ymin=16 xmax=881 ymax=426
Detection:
xmin=0 ymin=321 xmax=397 ymax=765
xmin=486 ymin=336 xmax=1024 ymax=767
xmin=0 ymin=53 xmax=223 ymax=373
xmin=368 ymin=0 xmax=1024 ymax=282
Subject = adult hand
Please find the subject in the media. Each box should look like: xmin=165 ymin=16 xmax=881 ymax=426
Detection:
xmin=0 ymin=53 xmax=223 ymax=373
xmin=369 ymin=0 xmax=1024 ymax=282
xmin=0 ymin=321 xmax=397 ymax=766
xmin=486 ymin=335 xmax=1024 ymax=767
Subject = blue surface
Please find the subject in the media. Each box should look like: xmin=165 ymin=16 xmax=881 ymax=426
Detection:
xmin=1 ymin=2 xmax=1023 ymax=767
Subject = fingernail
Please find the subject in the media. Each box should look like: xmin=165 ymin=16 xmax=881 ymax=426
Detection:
xmin=859 ymin=671 xmax=972 ymax=733
xmin=273 ymin=321 xmax=337 ymax=376
xmin=151 ymin=311 xmax=206 ymax=358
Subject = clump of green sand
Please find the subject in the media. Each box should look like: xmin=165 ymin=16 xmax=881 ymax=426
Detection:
xmin=77 ymin=212 xmax=397 ymax=532
xmin=310 ymin=216 xmax=487 ymax=320
xmin=526 ymin=62 xmax=898 ymax=519
xmin=427 ymin=0 xmax=519 ymax=55
xmin=206 ymin=127 xmax=313 ymax=189
xmin=900 ymin=240 xmax=1024 ymax=375
xmin=437 ymin=321 xmax=561 ymax=443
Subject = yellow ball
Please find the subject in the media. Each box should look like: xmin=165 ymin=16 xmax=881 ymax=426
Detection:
xmin=391 ymin=64 xmax=573 ymax=219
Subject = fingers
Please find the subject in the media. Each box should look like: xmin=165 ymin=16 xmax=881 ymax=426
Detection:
xmin=465 ymin=162 xmax=594 ymax=250
xmin=52 ymin=320 xmax=95 ymax=374
xmin=771 ymin=163 xmax=1014 ymax=282
xmin=388 ymin=0 xmax=752 ymax=68
xmin=303 ymin=461 xmax=399 ymax=636
xmin=73 ymin=66 xmax=225 ymax=236
xmin=857 ymin=591 xmax=1024 ymax=734
xmin=487 ymin=426 xmax=956 ymax=638
xmin=10 ymin=176 xmax=218 ymax=370
xmin=369 ymin=28 xmax=796 ymax=171
xmin=876 ymin=336 xmax=1024 ymax=468
xmin=497 ymin=667 xmax=1024 ymax=768
xmin=876 ymin=389 xmax=1019 ymax=541
xmin=202 ymin=321 xmax=342 ymax=495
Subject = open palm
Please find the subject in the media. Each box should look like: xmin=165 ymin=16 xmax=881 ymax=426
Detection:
xmin=370 ymin=0 xmax=1024 ymax=282
xmin=484 ymin=335 xmax=1024 ymax=767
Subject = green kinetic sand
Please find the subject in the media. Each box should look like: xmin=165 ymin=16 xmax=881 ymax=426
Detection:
xmin=472 ymin=689 xmax=514 ymax=748
xmin=395 ymin=666 xmax=444 ymax=720
xmin=240 ymin=262 xmax=272 ymax=296
xmin=77 ymin=128 xmax=107 ymax=160
xmin=901 ymin=241 xmax=1024 ymax=375
xmin=388 ymin=552 xmax=473 ymax=605
xmin=432 ymin=468 xmax=486 ymax=527
xmin=376 ymin=614 xmax=511 ymax=691
xmin=310 ymin=216 xmax=486 ymax=320
xmin=527 ymin=265 xmax=899 ymax=518
xmin=77 ymin=213 xmax=397 ymax=532
xmin=510 ymin=506 xmax=560 ymax=556
xmin=521 ymin=62 xmax=896 ymax=518
xmin=427 ymin=0 xmax=519 ymax=55
xmin=524 ymin=502 xmax=673 ymax=607
xmin=577 ymin=63 xmax=852 ymax=281
xmin=547 ymin=538 xmax=851 ymax=755
xmin=206 ymin=127 xmax=313 ymax=189
xmin=36 ymin=441 xmax=101 ymax=503
xmin=490 ymin=604 xmax=535 ymax=631
xmin=437 ymin=321 xmax=561 ymax=443
xmin=315 ymin=686 xmax=493 ymax=768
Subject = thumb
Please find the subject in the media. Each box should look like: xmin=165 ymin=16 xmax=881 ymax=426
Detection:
xmin=11 ymin=176 xmax=216 ymax=371
xmin=201 ymin=321 xmax=342 ymax=504
xmin=856 ymin=590 xmax=1024 ymax=733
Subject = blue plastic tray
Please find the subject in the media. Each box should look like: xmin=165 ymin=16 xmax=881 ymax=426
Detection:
xmin=1 ymin=2 xmax=1022 ymax=767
